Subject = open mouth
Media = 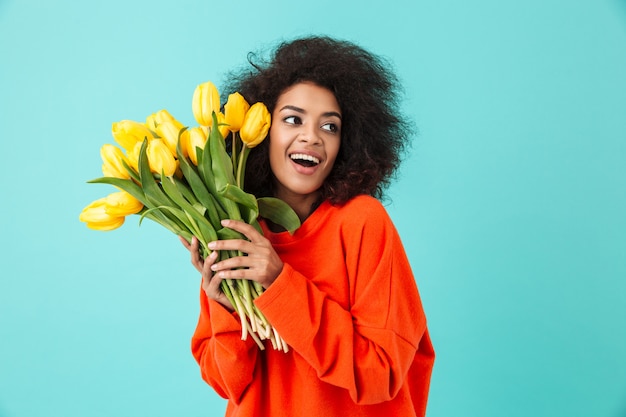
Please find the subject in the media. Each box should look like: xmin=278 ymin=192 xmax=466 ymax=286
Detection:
xmin=290 ymin=153 xmax=320 ymax=168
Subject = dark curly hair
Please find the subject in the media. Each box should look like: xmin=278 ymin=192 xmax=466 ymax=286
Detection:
xmin=221 ymin=36 xmax=414 ymax=205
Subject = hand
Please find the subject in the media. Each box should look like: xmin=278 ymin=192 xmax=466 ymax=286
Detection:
xmin=207 ymin=219 xmax=283 ymax=289
xmin=179 ymin=235 xmax=234 ymax=312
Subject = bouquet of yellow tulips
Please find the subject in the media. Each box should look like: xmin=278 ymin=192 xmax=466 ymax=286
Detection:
xmin=79 ymin=81 xmax=300 ymax=352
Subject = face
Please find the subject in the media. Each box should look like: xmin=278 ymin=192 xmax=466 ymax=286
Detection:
xmin=269 ymin=82 xmax=342 ymax=205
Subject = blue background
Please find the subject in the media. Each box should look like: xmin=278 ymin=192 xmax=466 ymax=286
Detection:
xmin=1 ymin=0 xmax=625 ymax=416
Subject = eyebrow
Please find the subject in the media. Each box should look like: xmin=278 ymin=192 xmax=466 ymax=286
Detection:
xmin=279 ymin=105 xmax=342 ymax=120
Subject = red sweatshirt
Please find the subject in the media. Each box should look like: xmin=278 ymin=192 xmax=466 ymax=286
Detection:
xmin=191 ymin=195 xmax=435 ymax=416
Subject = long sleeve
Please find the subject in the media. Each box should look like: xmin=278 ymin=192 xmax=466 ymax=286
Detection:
xmin=254 ymin=197 xmax=432 ymax=405
xmin=192 ymin=195 xmax=434 ymax=417
xmin=191 ymin=288 xmax=259 ymax=402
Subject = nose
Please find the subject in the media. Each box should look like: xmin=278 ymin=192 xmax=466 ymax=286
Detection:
xmin=298 ymin=124 xmax=321 ymax=144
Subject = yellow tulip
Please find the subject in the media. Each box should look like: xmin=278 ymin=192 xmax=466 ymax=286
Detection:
xmin=79 ymin=198 xmax=125 ymax=231
xmin=127 ymin=141 xmax=142 ymax=172
xmin=223 ymin=92 xmax=250 ymax=133
xmin=103 ymin=191 xmax=144 ymax=217
xmin=240 ymin=102 xmax=271 ymax=148
xmin=146 ymin=109 xmax=176 ymax=131
xmin=192 ymin=81 xmax=220 ymax=127
xmin=155 ymin=119 xmax=185 ymax=155
xmin=147 ymin=139 xmax=178 ymax=177
xmin=216 ymin=112 xmax=230 ymax=139
xmin=111 ymin=120 xmax=154 ymax=152
xmin=184 ymin=126 xmax=208 ymax=165
xmin=101 ymin=144 xmax=131 ymax=179
xmin=178 ymin=129 xmax=190 ymax=158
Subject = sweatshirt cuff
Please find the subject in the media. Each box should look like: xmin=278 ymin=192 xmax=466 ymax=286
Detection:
xmin=195 ymin=290 xmax=245 ymax=338
xmin=254 ymin=263 xmax=311 ymax=340
xmin=208 ymin=298 xmax=244 ymax=334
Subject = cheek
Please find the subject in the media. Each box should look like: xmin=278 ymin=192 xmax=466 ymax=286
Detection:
xmin=267 ymin=126 xmax=291 ymax=168
xmin=326 ymin=141 xmax=341 ymax=168
xmin=267 ymin=138 xmax=284 ymax=175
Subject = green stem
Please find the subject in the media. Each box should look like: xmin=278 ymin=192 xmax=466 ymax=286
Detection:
xmin=227 ymin=279 xmax=248 ymax=340
xmin=231 ymin=132 xmax=238 ymax=171
xmin=236 ymin=144 xmax=251 ymax=188
xmin=220 ymin=279 xmax=237 ymax=312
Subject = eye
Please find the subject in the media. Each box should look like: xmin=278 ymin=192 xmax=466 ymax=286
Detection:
xmin=321 ymin=123 xmax=339 ymax=133
xmin=284 ymin=115 xmax=302 ymax=125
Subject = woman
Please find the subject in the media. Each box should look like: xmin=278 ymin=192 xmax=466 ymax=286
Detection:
xmin=182 ymin=36 xmax=435 ymax=417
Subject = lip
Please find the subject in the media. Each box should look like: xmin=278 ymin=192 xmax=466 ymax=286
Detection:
xmin=287 ymin=149 xmax=324 ymax=175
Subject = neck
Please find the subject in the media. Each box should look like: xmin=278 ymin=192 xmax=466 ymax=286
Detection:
xmin=275 ymin=190 xmax=321 ymax=223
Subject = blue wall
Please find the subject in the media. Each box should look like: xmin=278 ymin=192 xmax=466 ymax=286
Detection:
xmin=1 ymin=0 xmax=625 ymax=416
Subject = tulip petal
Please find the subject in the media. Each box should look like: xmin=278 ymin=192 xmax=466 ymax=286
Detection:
xmin=79 ymin=199 xmax=125 ymax=231
xmin=240 ymin=102 xmax=271 ymax=148
xmin=192 ymin=81 xmax=220 ymax=126
xmin=224 ymin=92 xmax=250 ymax=132
xmin=104 ymin=191 xmax=144 ymax=217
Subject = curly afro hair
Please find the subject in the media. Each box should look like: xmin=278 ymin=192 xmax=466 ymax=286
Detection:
xmin=221 ymin=36 xmax=414 ymax=206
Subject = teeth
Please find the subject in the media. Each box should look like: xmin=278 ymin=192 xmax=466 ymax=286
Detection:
xmin=290 ymin=153 xmax=320 ymax=164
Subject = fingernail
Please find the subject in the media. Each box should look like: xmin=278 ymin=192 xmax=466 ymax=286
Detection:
xmin=207 ymin=241 xmax=217 ymax=249
xmin=221 ymin=219 xmax=229 ymax=226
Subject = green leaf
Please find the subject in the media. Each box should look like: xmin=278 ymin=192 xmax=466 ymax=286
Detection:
xmin=137 ymin=206 xmax=194 ymax=238
xmin=192 ymin=203 xmax=206 ymax=216
xmin=219 ymin=183 xmax=259 ymax=224
xmin=209 ymin=193 xmax=229 ymax=219
xmin=216 ymin=227 xmax=244 ymax=240
xmin=139 ymin=205 xmax=185 ymax=228
xmin=177 ymin=122 xmax=241 ymax=223
xmin=196 ymin=147 xmax=217 ymax=196
xmin=176 ymin=139 xmax=222 ymax=228
xmin=219 ymin=184 xmax=258 ymax=211
xmin=257 ymin=197 xmax=301 ymax=234
xmin=134 ymin=139 xmax=189 ymax=231
xmin=219 ymin=195 xmax=242 ymax=222
xmin=137 ymin=140 xmax=174 ymax=208
xmin=172 ymin=176 xmax=198 ymax=205
xmin=87 ymin=177 xmax=147 ymax=206
xmin=208 ymin=113 xmax=236 ymax=190
xmin=87 ymin=176 xmax=190 ymax=235
xmin=160 ymin=175 xmax=217 ymax=242
xmin=121 ymin=159 xmax=140 ymax=183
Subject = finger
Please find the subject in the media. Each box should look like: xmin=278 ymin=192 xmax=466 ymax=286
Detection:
xmin=212 ymin=268 xmax=250 ymax=281
xmin=207 ymin=238 xmax=255 ymax=253
xmin=202 ymin=250 xmax=219 ymax=276
xmin=220 ymin=219 xmax=264 ymax=243
xmin=189 ymin=237 xmax=205 ymax=272
xmin=187 ymin=235 xmax=198 ymax=253
xmin=200 ymin=251 xmax=218 ymax=294
xmin=202 ymin=274 xmax=224 ymax=301
xmin=206 ymin=271 xmax=224 ymax=297
xmin=210 ymin=256 xmax=249 ymax=274
xmin=179 ymin=235 xmax=191 ymax=249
